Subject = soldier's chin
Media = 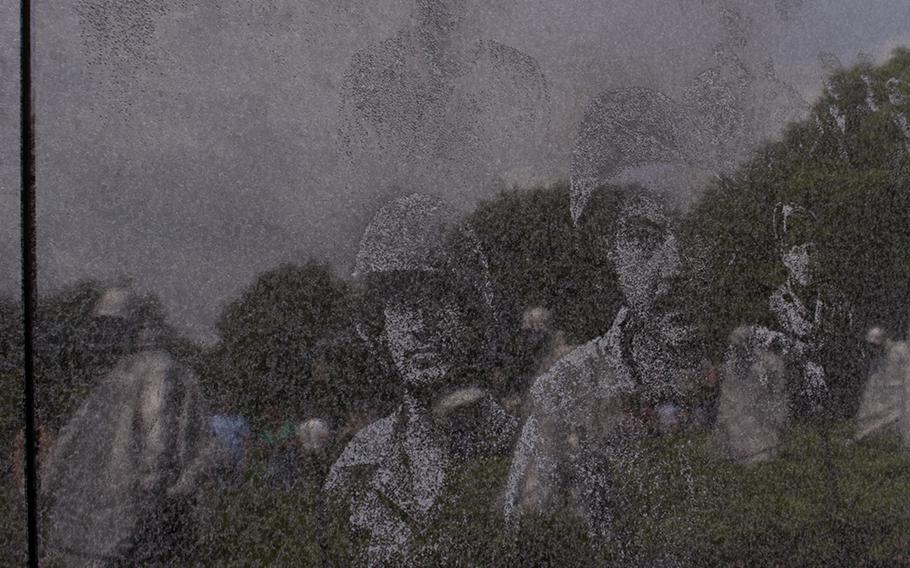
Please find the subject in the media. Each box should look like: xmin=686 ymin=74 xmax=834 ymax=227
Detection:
xmin=656 ymin=310 xmax=691 ymax=334
xmin=403 ymin=366 xmax=449 ymax=389
xmin=793 ymin=272 xmax=813 ymax=287
xmin=626 ymin=294 xmax=657 ymax=314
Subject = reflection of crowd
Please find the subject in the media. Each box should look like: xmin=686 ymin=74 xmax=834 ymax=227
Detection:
xmin=34 ymin=287 xmax=344 ymax=565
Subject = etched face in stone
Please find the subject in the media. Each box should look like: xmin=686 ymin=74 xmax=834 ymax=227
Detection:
xmin=383 ymin=273 xmax=469 ymax=388
xmin=609 ymin=195 xmax=681 ymax=314
xmin=357 ymin=194 xmax=491 ymax=390
xmin=776 ymin=204 xmax=816 ymax=287
xmin=782 ymin=243 xmax=814 ymax=286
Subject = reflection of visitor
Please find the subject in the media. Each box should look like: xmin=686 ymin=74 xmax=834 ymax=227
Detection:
xmin=854 ymin=327 xmax=910 ymax=444
xmin=209 ymin=402 xmax=252 ymax=488
xmin=519 ymin=306 xmax=575 ymax=379
xmin=684 ymin=360 xmax=721 ymax=430
xmin=265 ymin=442 xmax=304 ymax=492
xmin=296 ymin=418 xmax=334 ymax=487
xmin=41 ymin=287 xmax=212 ymax=566
xmin=324 ymin=194 xmax=516 ymax=566
xmin=298 ymin=418 xmax=332 ymax=455
xmin=655 ymin=402 xmax=682 ymax=435
xmin=260 ymin=410 xmax=295 ymax=447
xmin=713 ymin=326 xmax=790 ymax=465
xmin=261 ymin=408 xmax=301 ymax=491
xmin=504 ymin=185 xmax=695 ymax=539
xmin=338 ymin=0 xmax=550 ymax=196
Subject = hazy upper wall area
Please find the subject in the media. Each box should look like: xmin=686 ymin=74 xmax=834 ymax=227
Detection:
xmin=1 ymin=0 xmax=909 ymax=339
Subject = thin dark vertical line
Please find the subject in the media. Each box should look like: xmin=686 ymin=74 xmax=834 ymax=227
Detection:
xmin=20 ymin=0 xmax=39 ymax=564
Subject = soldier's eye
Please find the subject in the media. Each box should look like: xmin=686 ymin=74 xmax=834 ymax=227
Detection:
xmin=626 ymin=227 xmax=662 ymax=246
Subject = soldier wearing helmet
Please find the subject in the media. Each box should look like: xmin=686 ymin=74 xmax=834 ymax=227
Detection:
xmin=714 ymin=202 xmax=852 ymax=465
xmin=503 ymin=184 xmax=697 ymax=544
xmin=324 ymin=194 xmax=516 ymax=566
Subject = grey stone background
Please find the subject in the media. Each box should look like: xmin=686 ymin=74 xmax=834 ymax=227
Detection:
xmin=1 ymin=0 xmax=908 ymax=340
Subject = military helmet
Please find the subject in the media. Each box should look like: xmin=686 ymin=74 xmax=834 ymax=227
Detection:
xmin=353 ymin=193 xmax=494 ymax=311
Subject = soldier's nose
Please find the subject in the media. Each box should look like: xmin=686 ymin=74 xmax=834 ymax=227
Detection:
xmin=659 ymin=236 xmax=681 ymax=275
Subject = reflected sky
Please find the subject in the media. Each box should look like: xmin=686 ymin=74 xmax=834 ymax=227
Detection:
xmin=0 ymin=0 xmax=908 ymax=339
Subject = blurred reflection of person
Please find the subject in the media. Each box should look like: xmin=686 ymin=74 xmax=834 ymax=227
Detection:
xmin=41 ymin=287 xmax=213 ymax=566
xmin=519 ymin=306 xmax=575 ymax=380
xmin=209 ymin=395 xmax=252 ymax=488
xmin=854 ymin=326 xmax=910 ymax=444
xmin=324 ymin=194 xmax=516 ymax=566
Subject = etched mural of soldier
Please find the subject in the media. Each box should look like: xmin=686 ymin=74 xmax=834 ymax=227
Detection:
xmin=886 ymin=77 xmax=910 ymax=153
xmin=503 ymin=184 xmax=696 ymax=543
xmin=768 ymin=204 xmax=828 ymax=399
xmin=337 ymin=0 xmax=551 ymax=199
xmin=41 ymin=287 xmax=213 ymax=566
xmin=714 ymin=203 xmax=841 ymax=464
xmin=324 ymin=194 xmax=516 ymax=566
xmin=570 ymin=1 xmax=808 ymax=222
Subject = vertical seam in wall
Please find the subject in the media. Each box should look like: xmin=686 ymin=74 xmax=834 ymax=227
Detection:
xmin=20 ymin=0 xmax=39 ymax=565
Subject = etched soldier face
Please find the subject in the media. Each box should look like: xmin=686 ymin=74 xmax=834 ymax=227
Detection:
xmin=782 ymin=243 xmax=814 ymax=286
xmin=383 ymin=275 xmax=469 ymax=388
xmin=609 ymin=196 xmax=681 ymax=315
xmin=777 ymin=204 xmax=816 ymax=287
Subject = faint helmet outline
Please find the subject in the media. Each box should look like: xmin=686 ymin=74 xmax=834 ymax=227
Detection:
xmin=352 ymin=193 xmax=497 ymax=369
xmin=353 ymin=193 xmax=494 ymax=311
xmin=772 ymin=202 xmax=817 ymax=248
xmin=569 ymin=88 xmax=689 ymax=225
